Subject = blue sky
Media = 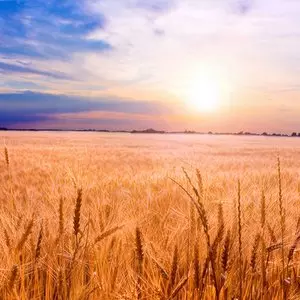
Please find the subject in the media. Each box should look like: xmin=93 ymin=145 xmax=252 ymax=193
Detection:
xmin=0 ymin=0 xmax=110 ymax=59
xmin=1 ymin=0 xmax=300 ymax=132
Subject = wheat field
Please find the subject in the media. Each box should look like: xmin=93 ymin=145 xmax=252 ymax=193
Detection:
xmin=1 ymin=131 xmax=300 ymax=299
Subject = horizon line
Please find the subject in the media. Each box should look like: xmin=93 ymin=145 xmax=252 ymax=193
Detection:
xmin=1 ymin=127 xmax=300 ymax=137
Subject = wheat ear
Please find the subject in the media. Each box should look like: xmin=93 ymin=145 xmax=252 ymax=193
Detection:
xmin=73 ymin=189 xmax=82 ymax=244
xmin=4 ymin=147 xmax=9 ymax=168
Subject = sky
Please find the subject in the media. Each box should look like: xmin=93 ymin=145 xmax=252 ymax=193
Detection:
xmin=1 ymin=0 xmax=300 ymax=132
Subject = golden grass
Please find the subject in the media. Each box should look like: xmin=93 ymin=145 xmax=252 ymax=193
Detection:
xmin=1 ymin=131 xmax=300 ymax=299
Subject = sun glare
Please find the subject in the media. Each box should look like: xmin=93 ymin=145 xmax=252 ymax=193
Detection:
xmin=180 ymin=65 xmax=234 ymax=113
xmin=187 ymin=79 xmax=220 ymax=112
xmin=186 ymin=77 xmax=221 ymax=112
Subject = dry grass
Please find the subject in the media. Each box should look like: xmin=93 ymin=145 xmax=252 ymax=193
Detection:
xmin=1 ymin=131 xmax=300 ymax=299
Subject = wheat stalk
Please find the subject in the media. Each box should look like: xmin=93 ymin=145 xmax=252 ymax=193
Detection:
xmin=267 ymin=243 xmax=283 ymax=253
xmin=261 ymin=189 xmax=267 ymax=292
xmin=4 ymin=229 xmax=11 ymax=249
xmin=261 ymin=190 xmax=266 ymax=228
xmin=152 ymin=257 xmax=169 ymax=280
xmin=16 ymin=219 xmax=34 ymax=252
xmin=287 ymin=235 xmax=300 ymax=265
xmin=211 ymin=202 xmax=225 ymax=262
xmin=172 ymin=171 xmax=220 ymax=299
xmin=0 ymin=265 xmax=18 ymax=296
xmin=295 ymin=217 xmax=300 ymax=237
xmin=94 ymin=225 xmax=123 ymax=244
xmin=168 ymin=245 xmax=178 ymax=296
xmin=250 ymin=234 xmax=260 ymax=272
xmin=196 ymin=168 xmax=204 ymax=199
xmin=35 ymin=224 xmax=43 ymax=262
xmin=7 ymin=265 xmax=18 ymax=290
xmin=237 ymin=180 xmax=243 ymax=299
xmin=277 ymin=158 xmax=286 ymax=298
xmin=57 ymin=268 xmax=65 ymax=299
xmin=59 ymin=196 xmax=64 ymax=238
xmin=193 ymin=242 xmax=200 ymax=290
xmin=221 ymin=230 xmax=230 ymax=274
xmin=267 ymin=223 xmax=277 ymax=244
xmin=169 ymin=276 xmax=188 ymax=299
xmin=135 ymin=227 xmax=144 ymax=300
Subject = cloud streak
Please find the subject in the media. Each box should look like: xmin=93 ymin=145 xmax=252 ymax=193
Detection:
xmin=0 ymin=62 xmax=71 ymax=80
xmin=0 ymin=91 xmax=173 ymax=127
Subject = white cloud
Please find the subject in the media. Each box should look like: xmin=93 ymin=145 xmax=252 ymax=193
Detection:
xmin=79 ymin=0 xmax=300 ymax=101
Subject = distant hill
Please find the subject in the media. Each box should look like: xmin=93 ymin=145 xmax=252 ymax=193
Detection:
xmin=131 ymin=128 xmax=165 ymax=134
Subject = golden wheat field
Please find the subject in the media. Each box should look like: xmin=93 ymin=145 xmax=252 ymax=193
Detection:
xmin=1 ymin=131 xmax=300 ymax=299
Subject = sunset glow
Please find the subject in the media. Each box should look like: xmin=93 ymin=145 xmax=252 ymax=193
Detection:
xmin=1 ymin=0 xmax=300 ymax=133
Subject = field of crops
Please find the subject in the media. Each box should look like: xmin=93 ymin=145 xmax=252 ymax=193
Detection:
xmin=1 ymin=131 xmax=300 ymax=299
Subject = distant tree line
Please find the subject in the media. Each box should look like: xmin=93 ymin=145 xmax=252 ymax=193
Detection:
xmin=1 ymin=127 xmax=300 ymax=137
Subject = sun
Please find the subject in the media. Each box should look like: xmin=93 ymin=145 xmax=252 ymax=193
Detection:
xmin=186 ymin=77 xmax=221 ymax=112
